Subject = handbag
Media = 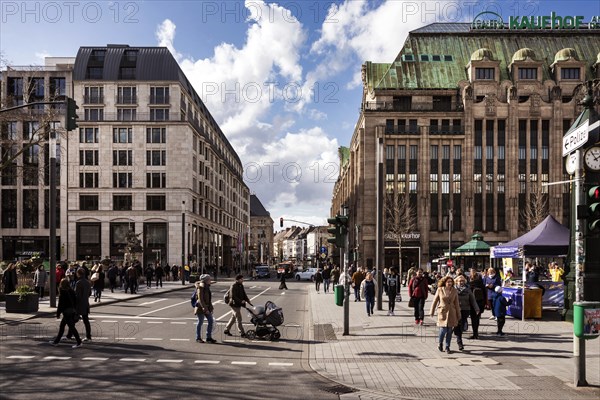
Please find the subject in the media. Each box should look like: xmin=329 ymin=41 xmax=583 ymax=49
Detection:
xmin=395 ymin=293 xmax=402 ymax=302
xmin=408 ymin=297 xmax=415 ymax=308
xmin=91 ymin=272 xmax=99 ymax=282
xmin=193 ymin=306 xmax=200 ymax=315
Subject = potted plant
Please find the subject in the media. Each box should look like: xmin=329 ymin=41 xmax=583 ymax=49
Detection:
xmin=189 ymin=274 xmax=199 ymax=283
xmin=5 ymin=285 xmax=39 ymax=313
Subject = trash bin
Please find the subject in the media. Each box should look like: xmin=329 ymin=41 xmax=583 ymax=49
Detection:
xmin=574 ymin=301 xmax=600 ymax=339
xmin=334 ymin=284 xmax=344 ymax=307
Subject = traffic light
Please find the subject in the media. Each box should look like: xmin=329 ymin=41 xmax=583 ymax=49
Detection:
xmin=588 ymin=185 xmax=600 ymax=235
xmin=327 ymin=215 xmax=349 ymax=248
xmin=280 ymin=217 xmax=283 ymax=228
xmin=65 ymin=97 xmax=79 ymax=131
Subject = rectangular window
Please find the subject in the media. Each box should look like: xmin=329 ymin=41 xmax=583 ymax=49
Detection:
xmin=79 ymin=127 xmax=98 ymax=143
xmin=150 ymin=108 xmax=169 ymax=121
xmin=561 ymin=68 xmax=580 ymax=80
xmin=84 ymin=86 xmax=104 ymax=104
xmin=23 ymin=189 xmax=39 ymax=229
xmin=146 ymin=127 xmax=166 ymax=143
xmin=80 ymin=150 xmax=99 ymax=165
xmin=146 ymin=172 xmax=166 ymax=188
xmin=430 ymin=145 xmax=438 ymax=160
xmin=430 ymin=174 xmax=438 ymax=193
xmin=117 ymin=108 xmax=137 ymax=121
xmin=146 ymin=150 xmax=166 ymax=166
xmin=84 ymin=108 xmax=104 ymax=121
xmin=113 ymin=194 xmax=132 ymax=211
xmin=409 ymin=145 xmax=418 ymax=160
xmin=80 ymin=194 xmax=99 ymax=211
xmin=113 ymin=150 xmax=133 ymax=166
xmin=117 ymin=86 xmax=137 ymax=104
xmin=113 ymin=127 xmax=132 ymax=143
xmin=519 ymin=68 xmax=537 ymax=80
xmin=113 ymin=172 xmax=132 ymax=188
xmin=150 ymin=87 xmax=170 ymax=104
xmin=79 ymin=172 xmax=99 ymax=188
xmin=119 ymin=67 xmax=136 ymax=79
xmin=49 ymin=78 xmax=66 ymax=98
xmin=475 ymin=68 xmax=495 ymax=80
xmin=453 ymin=145 xmax=461 ymax=160
xmin=146 ymin=195 xmax=166 ymax=211
xmin=1 ymin=189 xmax=17 ymax=228
xmin=23 ymin=121 xmax=40 ymax=140
xmin=86 ymin=67 xmax=103 ymax=79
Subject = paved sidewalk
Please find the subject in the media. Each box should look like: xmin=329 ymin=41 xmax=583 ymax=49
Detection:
xmin=308 ymin=284 xmax=600 ymax=400
xmin=0 ymin=279 xmax=204 ymax=325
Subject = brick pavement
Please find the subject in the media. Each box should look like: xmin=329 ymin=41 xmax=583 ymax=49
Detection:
xmin=307 ymin=283 xmax=600 ymax=400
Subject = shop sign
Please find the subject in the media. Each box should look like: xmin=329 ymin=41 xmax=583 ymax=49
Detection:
xmin=472 ymin=11 xmax=595 ymax=30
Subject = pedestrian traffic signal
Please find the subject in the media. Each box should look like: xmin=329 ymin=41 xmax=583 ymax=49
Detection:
xmin=327 ymin=215 xmax=348 ymax=248
xmin=588 ymin=185 xmax=600 ymax=235
xmin=65 ymin=97 xmax=79 ymax=131
xmin=280 ymin=217 xmax=283 ymax=227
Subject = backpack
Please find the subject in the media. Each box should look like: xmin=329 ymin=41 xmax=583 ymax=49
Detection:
xmin=224 ymin=288 xmax=231 ymax=305
xmin=473 ymin=287 xmax=484 ymax=302
xmin=191 ymin=290 xmax=198 ymax=308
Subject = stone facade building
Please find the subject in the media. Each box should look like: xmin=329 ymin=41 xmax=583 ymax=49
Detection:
xmin=331 ymin=22 xmax=600 ymax=272
xmin=1 ymin=46 xmax=250 ymax=269
xmin=249 ymin=194 xmax=273 ymax=265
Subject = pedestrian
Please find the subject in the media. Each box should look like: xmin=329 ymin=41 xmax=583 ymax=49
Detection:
xmin=92 ymin=265 xmax=105 ymax=302
xmin=385 ymin=267 xmax=400 ymax=316
xmin=224 ymin=274 xmax=253 ymax=338
xmin=279 ymin=268 xmax=288 ymax=290
xmin=314 ymin=268 xmax=323 ymax=293
xmin=55 ymin=263 xmax=65 ymax=289
xmin=429 ymin=276 xmax=461 ymax=354
xmin=126 ymin=263 xmax=138 ymax=294
xmin=405 ymin=264 xmax=417 ymax=287
xmin=50 ymin=278 xmax=82 ymax=348
xmin=164 ymin=263 xmax=171 ymax=281
xmin=172 ymin=265 xmax=178 ymax=281
xmin=2 ymin=263 xmax=18 ymax=294
xmin=330 ymin=266 xmax=340 ymax=287
xmin=65 ymin=263 xmax=77 ymax=288
xmin=194 ymin=274 xmax=217 ymax=343
xmin=322 ymin=266 xmax=331 ymax=293
xmin=493 ymin=286 xmax=512 ymax=336
xmin=107 ymin=264 xmax=118 ymax=293
xmin=408 ymin=268 xmax=429 ymax=324
xmin=351 ymin=267 xmax=365 ymax=301
xmin=33 ymin=265 xmax=48 ymax=299
xmin=360 ymin=272 xmax=378 ymax=317
xmin=67 ymin=268 xmax=92 ymax=342
xmin=549 ymin=262 xmax=564 ymax=282
xmin=468 ymin=268 xmax=485 ymax=339
xmin=144 ymin=264 xmax=154 ymax=288
xmin=526 ymin=262 xmax=540 ymax=283
xmin=155 ymin=263 xmax=164 ymax=288
xmin=454 ymin=275 xmax=479 ymax=350
xmin=484 ymin=267 xmax=501 ymax=319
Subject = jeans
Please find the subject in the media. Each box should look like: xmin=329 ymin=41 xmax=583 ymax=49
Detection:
xmin=438 ymin=326 xmax=453 ymax=349
xmin=68 ymin=313 xmax=91 ymax=340
xmin=470 ymin=307 xmax=482 ymax=337
xmin=196 ymin=312 xmax=214 ymax=340
xmin=413 ymin=297 xmax=426 ymax=320
xmin=54 ymin=315 xmax=81 ymax=345
xmin=497 ymin=316 xmax=506 ymax=334
xmin=315 ymin=281 xmax=321 ymax=292
xmin=354 ymin=286 xmax=361 ymax=301
xmin=156 ymin=277 xmax=162 ymax=287
xmin=365 ymin=295 xmax=375 ymax=315
xmin=323 ymin=279 xmax=330 ymax=293
xmin=453 ymin=310 xmax=470 ymax=345
xmin=388 ymin=290 xmax=397 ymax=312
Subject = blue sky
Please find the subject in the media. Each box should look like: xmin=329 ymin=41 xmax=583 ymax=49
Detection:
xmin=2 ymin=0 xmax=599 ymax=229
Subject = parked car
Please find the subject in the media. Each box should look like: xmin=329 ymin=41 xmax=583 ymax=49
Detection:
xmin=295 ymin=267 xmax=318 ymax=281
xmin=254 ymin=265 xmax=271 ymax=279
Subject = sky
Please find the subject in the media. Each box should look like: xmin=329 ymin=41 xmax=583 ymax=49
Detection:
xmin=1 ymin=0 xmax=598 ymax=230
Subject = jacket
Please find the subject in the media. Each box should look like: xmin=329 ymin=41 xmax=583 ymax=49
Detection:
xmin=351 ymin=270 xmax=365 ymax=286
xmin=408 ymin=275 xmax=429 ymax=299
xmin=360 ymin=278 xmax=378 ymax=299
xmin=75 ymin=278 xmax=91 ymax=315
xmin=57 ymin=288 xmax=77 ymax=319
xmin=484 ymin=274 xmax=501 ymax=300
xmin=493 ymin=293 xmax=512 ymax=317
xmin=228 ymin=281 xmax=251 ymax=308
xmin=195 ymin=281 xmax=213 ymax=313
xmin=429 ymin=286 xmax=461 ymax=328
xmin=93 ymin=271 xmax=105 ymax=290
xmin=314 ymin=271 xmax=323 ymax=283
xmin=456 ymin=285 xmax=480 ymax=313
xmin=33 ymin=269 xmax=48 ymax=288
xmin=385 ymin=274 xmax=400 ymax=296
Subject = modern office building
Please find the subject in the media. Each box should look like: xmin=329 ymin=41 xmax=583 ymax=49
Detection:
xmin=1 ymin=46 xmax=250 ymax=269
xmin=331 ymin=21 xmax=600 ymax=271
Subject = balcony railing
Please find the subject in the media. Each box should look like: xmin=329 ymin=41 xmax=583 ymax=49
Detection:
xmin=79 ymin=112 xmax=170 ymax=122
xmin=429 ymin=126 xmax=464 ymax=135
xmin=149 ymin=95 xmax=170 ymax=104
xmin=116 ymin=95 xmax=137 ymax=104
xmin=384 ymin=126 xmax=420 ymax=135
xmin=363 ymin=101 xmax=462 ymax=112
xmin=83 ymin=95 xmax=104 ymax=104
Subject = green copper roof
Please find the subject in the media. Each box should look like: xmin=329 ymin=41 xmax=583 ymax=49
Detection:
xmin=366 ymin=23 xmax=600 ymax=90
xmin=339 ymin=146 xmax=350 ymax=170
xmin=453 ymin=234 xmax=491 ymax=255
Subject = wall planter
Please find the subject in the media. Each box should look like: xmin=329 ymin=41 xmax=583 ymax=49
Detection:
xmin=5 ymin=293 xmax=39 ymax=313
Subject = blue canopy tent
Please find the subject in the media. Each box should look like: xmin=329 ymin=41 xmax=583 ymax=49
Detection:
xmin=490 ymin=215 xmax=570 ymax=258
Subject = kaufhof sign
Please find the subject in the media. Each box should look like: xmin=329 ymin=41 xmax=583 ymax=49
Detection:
xmin=471 ymin=11 xmax=600 ymax=30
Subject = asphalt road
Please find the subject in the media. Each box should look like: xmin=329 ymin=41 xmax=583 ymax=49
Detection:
xmin=0 ymin=279 xmax=340 ymax=400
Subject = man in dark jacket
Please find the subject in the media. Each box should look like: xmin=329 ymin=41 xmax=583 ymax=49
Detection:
xmin=155 ymin=264 xmax=164 ymax=288
xmin=68 ymin=268 xmax=92 ymax=341
xmin=224 ymin=274 xmax=253 ymax=338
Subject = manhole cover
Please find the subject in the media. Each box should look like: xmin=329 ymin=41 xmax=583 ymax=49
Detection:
xmin=320 ymin=384 xmax=358 ymax=394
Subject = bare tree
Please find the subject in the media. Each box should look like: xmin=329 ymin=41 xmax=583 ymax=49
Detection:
xmin=384 ymin=192 xmax=417 ymax=281
xmin=519 ymin=182 xmax=549 ymax=231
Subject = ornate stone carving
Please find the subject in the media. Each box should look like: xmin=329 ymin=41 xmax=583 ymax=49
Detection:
xmin=464 ymin=85 xmax=473 ymax=100
xmin=529 ymin=93 xmax=541 ymax=116
xmin=551 ymin=85 xmax=562 ymax=101
xmin=485 ymin=93 xmax=496 ymax=116
xmin=509 ymin=85 xmax=518 ymax=100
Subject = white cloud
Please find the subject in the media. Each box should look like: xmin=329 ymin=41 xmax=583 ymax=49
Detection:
xmin=35 ymin=51 xmax=51 ymax=62
xmin=156 ymin=19 xmax=182 ymax=61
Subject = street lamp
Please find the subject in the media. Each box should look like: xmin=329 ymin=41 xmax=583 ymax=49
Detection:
xmin=181 ymin=200 xmax=186 ymax=285
xmin=448 ymin=209 xmax=453 ymax=273
xmin=341 ymin=204 xmax=350 ymax=336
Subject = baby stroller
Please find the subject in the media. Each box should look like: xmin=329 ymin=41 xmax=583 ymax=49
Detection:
xmin=244 ymin=301 xmax=284 ymax=341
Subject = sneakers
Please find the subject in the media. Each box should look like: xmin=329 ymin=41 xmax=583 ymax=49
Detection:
xmin=415 ymin=319 xmax=420 ymax=325
xmin=196 ymin=338 xmax=205 ymax=343
xmin=488 ymin=316 xmax=495 ymax=320
xmin=497 ymin=332 xmax=506 ymax=337
xmin=446 ymin=348 xmax=452 ymax=354
xmin=223 ymin=330 xmax=232 ymax=336
xmin=438 ymin=343 xmax=443 ymax=352
xmin=391 ymin=311 xmax=395 ymax=316
xmin=72 ymin=343 xmax=82 ymax=349
xmin=82 ymin=337 xmax=91 ymax=342
xmin=419 ymin=320 xmax=424 ymax=326
xmin=206 ymin=338 xmax=217 ymax=344
xmin=458 ymin=344 xmax=464 ymax=351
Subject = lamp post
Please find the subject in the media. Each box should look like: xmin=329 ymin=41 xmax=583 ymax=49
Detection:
xmin=448 ymin=209 xmax=453 ymax=273
xmin=342 ymin=204 xmax=350 ymax=336
xmin=181 ymin=200 xmax=186 ymax=285
xmin=49 ymin=124 xmax=57 ymax=308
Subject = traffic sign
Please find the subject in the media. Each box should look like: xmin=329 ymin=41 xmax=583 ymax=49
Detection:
xmin=320 ymin=246 xmax=327 ymax=254
xmin=563 ymin=121 xmax=589 ymax=157
xmin=447 ymin=259 xmax=453 ymax=266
